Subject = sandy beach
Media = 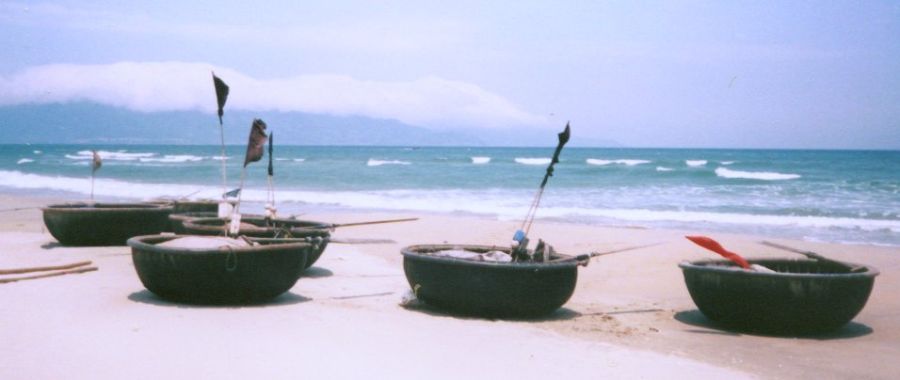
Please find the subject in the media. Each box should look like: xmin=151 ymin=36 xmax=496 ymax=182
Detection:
xmin=2 ymin=193 xmax=898 ymax=379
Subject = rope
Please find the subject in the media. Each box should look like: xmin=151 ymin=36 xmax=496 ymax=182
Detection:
xmin=225 ymin=246 xmax=237 ymax=272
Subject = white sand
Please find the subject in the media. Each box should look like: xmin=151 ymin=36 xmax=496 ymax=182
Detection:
xmin=3 ymin=193 xmax=900 ymax=378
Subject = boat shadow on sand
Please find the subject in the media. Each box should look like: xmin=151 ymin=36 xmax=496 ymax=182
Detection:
xmin=127 ymin=289 xmax=311 ymax=309
xmin=401 ymin=300 xmax=581 ymax=322
xmin=673 ymin=309 xmax=873 ymax=340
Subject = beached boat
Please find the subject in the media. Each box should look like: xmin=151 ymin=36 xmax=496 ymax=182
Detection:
xmin=42 ymin=203 xmax=172 ymax=246
xmin=402 ymin=244 xmax=579 ymax=318
xmin=172 ymin=199 xmax=220 ymax=214
xmin=128 ymin=235 xmax=313 ymax=304
xmin=679 ymin=258 xmax=878 ymax=334
xmin=181 ymin=216 xmax=331 ymax=269
xmin=168 ymin=211 xmax=218 ymax=234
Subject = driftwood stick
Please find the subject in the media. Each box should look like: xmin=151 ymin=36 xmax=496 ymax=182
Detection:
xmin=0 ymin=206 xmax=41 ymax=213
xmin=331 ymin=217 xmax=419 ymax=228
xmin=0 ymin=266 xmax=98 ymax=284
xmin=0 ymin=260 xmax=93 ymax=275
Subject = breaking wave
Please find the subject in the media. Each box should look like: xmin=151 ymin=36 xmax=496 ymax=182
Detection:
xmin=515 ymin=158 xmax=551 ymax=165
xmin=367 ymin=159 xmax=411 ymax=167
xmin=685 ymin=160 xmax=707 ymax=167
xmin=138 ymin=155 xmax=203 ymax=163
xmin=715 ymin=167 xmax=801 ymax=181
xmin=471 ymin=156 xmax=491 ymax=164
xmin=586 ymin=159 xmax=651 ymax=166
xmin=655 ymin=166 xmax=673 ymax=172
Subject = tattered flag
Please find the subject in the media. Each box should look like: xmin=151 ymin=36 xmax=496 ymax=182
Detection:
xmin=91 ymin=150 xmax=102 ymax=174
xmin=243 ymin=119 xmax=268 ymax=167
xmin=212 ymin=73 xmax=229 ymax=124
xmin=267 ymin=132 xmax=274 ymax=177
xmin=223 ymin=188 xmax=241 ymax=198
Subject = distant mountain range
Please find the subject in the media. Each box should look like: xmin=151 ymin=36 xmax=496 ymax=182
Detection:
xmin=0 ymin=103 xmax=620 ymax=147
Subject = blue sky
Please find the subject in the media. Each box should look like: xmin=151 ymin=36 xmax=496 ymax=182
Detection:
xmin=1 ymin=1 xmax=898 ymax=148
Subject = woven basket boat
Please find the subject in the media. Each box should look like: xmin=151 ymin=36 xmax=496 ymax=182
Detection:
xmin=679 ymin=258 xmax=878 ymax=334
xmin=402 ymin=244 xmax=579 ymax=318
xmin=128 ymin=235 xmax=313 ymax=304
xmin=42 ymin=202 xmax=172 ymax=246
xmin=182 ymin=216 xmax=331 ymax=269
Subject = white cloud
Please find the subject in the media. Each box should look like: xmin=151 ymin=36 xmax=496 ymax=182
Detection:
xmin=0 ymin=61 xmax=544 ymax=128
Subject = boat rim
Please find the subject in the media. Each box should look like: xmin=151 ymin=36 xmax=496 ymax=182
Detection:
xmin=678 ymin=258 xmax=879 ymax=278
xmin=402 ymin=243 xmax=578 ymax=269
xmin=127 ymin=234 xmax=313 ymax=254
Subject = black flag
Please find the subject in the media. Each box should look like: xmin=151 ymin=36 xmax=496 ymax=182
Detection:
xmin=212 ymin=72 xmax=229 ymax=125
xmin=244 ymin=119 xmax=268 ymax=167
xmin=540 ymin=123 xmax=571 ymax=188
xmin=267 ymin=132 xmax=274 ymax=176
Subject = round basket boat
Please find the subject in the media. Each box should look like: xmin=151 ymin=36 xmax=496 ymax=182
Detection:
xmin=679 ymin=258 xmax=878 ymax=334
xmin=42 ymin=202 xmax=173 ymax=246
xmin=402 ymin=244 xmax=579 ymax=318
xmin=172 ymin=200 xmax=220 ymax=214
xmin=168 ymin=211 xmax=219 ymax=234
xmin=128 ymin=235 xmax=313 ymax=304
xmin=182 ymin=216 xmax=332 ymax=269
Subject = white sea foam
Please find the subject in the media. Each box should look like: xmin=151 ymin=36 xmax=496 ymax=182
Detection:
xmin=587 ymin=159 xmax=650 ymax=166
xmin=367 ymin=159 xmax=411 ymax=166
xmin=471 ymin=156 xmax=491 ymax=164
xmin=67 ymin=150 xmax=155 ymax=161
xmin=211 ymin=156 xmax=230 ymax=161
xmin=515 ymin=158 xmax=551 ymax=165
xmin=715 ymin=167 xmax=801 ymax=181
xmin=656 ymin=166 xmax=673 ymax=172
xmin=720 ymin=161 xmax=735 ymax=165
xmin=17 ymin=158 xmax=34 ymax=164
xmin=685 ymin=160 xmax=707 ymax=167
xmin=138 ymin=155 xmax=203 ymax=163
xmin=33 ymin=150 xmax=42 ymax=154
xmin=293 ymin=158 xmax=306 ymax=163
xmin=0 ymin=170 xmax=896 ymax=236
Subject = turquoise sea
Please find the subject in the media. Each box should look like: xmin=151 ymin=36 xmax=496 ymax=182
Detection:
xmin=1 ymin=144 xmax=898 ymax=246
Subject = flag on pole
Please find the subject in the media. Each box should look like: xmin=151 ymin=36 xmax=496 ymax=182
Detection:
xmin=212 ymin=73 xmax=229 ymax=125
xmin=91 ymin=150 xmax=102 ymax=173
xmin=243 ymin=119 xmax=268 ymax=167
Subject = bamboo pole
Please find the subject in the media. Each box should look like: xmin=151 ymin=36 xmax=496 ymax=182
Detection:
xmin=0 ymin=260 xmax=92 ymax=275
xmin=0 ymin=266 xmax=98 ymax=284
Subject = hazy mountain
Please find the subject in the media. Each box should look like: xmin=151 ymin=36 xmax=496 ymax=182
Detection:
xmin=0 ymin=103 xmax=620 ymax=147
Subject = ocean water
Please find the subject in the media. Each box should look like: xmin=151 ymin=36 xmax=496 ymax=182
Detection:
xmin=1 ymin=144 xmax=899 ymax=247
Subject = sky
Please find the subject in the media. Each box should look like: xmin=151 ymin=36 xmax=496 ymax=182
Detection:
xmin=1 ymin=1 xmax=898 ymax=148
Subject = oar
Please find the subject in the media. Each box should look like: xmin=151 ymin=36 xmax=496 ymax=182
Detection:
xmin=329 ymin=238 xmax=397 ymax=244
xmin=686 ymin=235 xmax=750 ymax=269
xmin=330 ymin=217 xmax=419 ymax=229
xmin=551 ymin=243 xmax=660 ymax=264
xmin=760 ymin=241 xmax=865 ymax=273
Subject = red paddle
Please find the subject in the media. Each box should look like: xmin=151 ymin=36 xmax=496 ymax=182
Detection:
xmin=685 ymin=235 xmax=751 ymax=269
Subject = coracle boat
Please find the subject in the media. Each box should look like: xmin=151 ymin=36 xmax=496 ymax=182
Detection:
xmin=128 ymin=235 xmax=313 ymax=304
xmin=679 ymin=258 xmax=878 ymax=334
xmin=42 ymin=202 xmax=173 ymax=246
xmin=171 ymin=199 xmax=220 ymax=214
xmin=182 ymin=216 xmax=331 ymax=269
xmin=168 ymin=211 xmax=218 ymax=234
xmin=402 ymin=244 xmax=580 ymax=318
